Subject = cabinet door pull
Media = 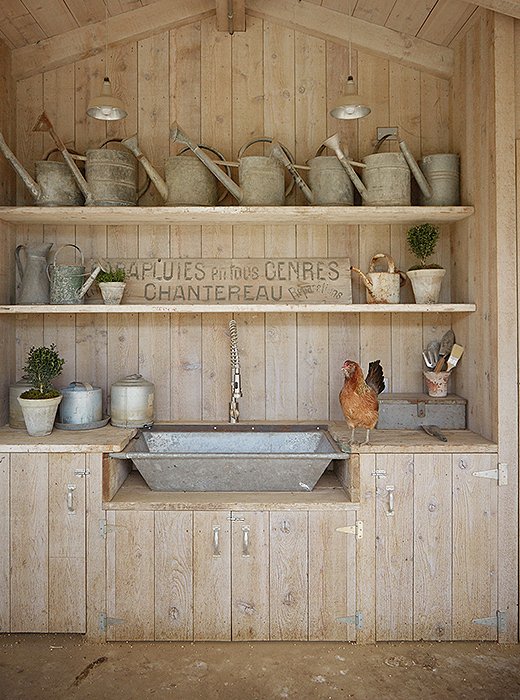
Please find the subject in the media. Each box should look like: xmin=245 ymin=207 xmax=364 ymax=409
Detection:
xmin=386 ymin=485 xmax=395 ymax=516
xmin=212 ymin=526 xmax=221 ymax=556
xmin=67 ymin=484 xmax=76 ymax=514
xmin=242 ymin=526 xmax=250 ymax=557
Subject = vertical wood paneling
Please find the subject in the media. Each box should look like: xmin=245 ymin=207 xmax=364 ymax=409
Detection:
xmin=0 ymin=454 xmax=9 ymax=631
xmin=155 ymin=511 xmax=193 ymax=640
xmin=85 ymin=454 xmax=106 ymax=640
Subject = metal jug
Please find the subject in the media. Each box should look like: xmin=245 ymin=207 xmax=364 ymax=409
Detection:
xmin=351 ymin=253 xmax=406 ymax=304
xmin=0 ymin=132 xmax=84 ymax=206
xmin=110 ymin=374 xmax=155 ymax=428
xmin=170 ymin=124 xmax=294 ymax=205
xmin=15 ymin=242 xmax=54 ymax=304
xmin=121 ymin=135 xmax=229 ymax=205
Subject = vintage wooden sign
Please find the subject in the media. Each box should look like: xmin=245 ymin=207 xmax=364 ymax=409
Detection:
xmin=94 ymin=258 xmax=352 ymax=304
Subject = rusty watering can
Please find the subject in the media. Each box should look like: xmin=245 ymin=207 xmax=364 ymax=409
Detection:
xmin=15 ymin=242 xmax=54 ymax=304
xmin=271 ymin=135 xmax=362 ymax=205
xmin=0 ymin=131 xmax=84 ymax=206
xmin=351 ymin=253 xmax=406 ymax=304
xmin=170 ymin=123 xmax=294 ymax=205
xmin=47 ymin=244 xmax=108 ymax=304
xmin=121 ymin=134 xmax=229 ymax=206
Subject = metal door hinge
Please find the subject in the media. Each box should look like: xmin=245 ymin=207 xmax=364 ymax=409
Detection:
xmin=336 ymin=520 xmax=363 ymax=539
xmin=74 ymin=468 xmax=90 ymax=477
xmin=336 ymin=611 xmax=364 ymax=629
xmin=371 ymin=470 xmax=386 ymax=479
xmin=227 ymin=515 xmax=245 ymax=521
xmin=99 ymin=613 xmax=125 ymax=632
xmin=472 ymin=463 xmax=508 ymax=486
xmin=472 ymin=610 xmax=506 ymax=632
xmin=99 ymin=519 xmax=115 ymax=538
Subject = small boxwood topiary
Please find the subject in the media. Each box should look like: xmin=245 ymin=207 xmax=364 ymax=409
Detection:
xmin=406 ymin=223 xmax=443 ymax=270
xmin=97 ymin=268 xmax=126 ymax=283
xmin=21 ymin=344 xmax=65 ymax=399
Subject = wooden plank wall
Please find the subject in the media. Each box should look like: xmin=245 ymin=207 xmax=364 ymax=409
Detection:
xmin=0 ymin=39 xmax=16 ymax=425
xmin=452 ymin=9 xmax=518 ymax=642
xmin=13 ymin=15 xmax=454 ymax=422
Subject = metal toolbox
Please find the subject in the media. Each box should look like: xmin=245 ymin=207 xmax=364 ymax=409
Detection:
xmin=377 ymin=393 xmax=466 ymax=430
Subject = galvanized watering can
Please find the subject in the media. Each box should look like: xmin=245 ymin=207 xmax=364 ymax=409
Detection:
xmin=122 ymin=134 xmax=229 ymax=206
xmin=398 ymin=145 xmax=460 ymax=206
xmin=15 ymin=242 xmax=54 ymax=304
xmin=47 ymin=244 xmax=108 ymax=304
xmin=170 ymin=123 xmax=294 ymax=205
xmin=0 ymin=131 xmax=84 ymax=206
xmin=351 ymin=253 xmax=406 ymax=304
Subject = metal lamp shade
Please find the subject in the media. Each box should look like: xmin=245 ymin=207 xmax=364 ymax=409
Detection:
xmin=87 ymin=78 xmax=127 ymax=121
xmin=330 ymin=76 xmax=371 ymax=120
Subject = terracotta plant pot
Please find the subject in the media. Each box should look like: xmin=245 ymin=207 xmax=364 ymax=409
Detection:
xmin=18 ymin=395 xmax=62 ymax=436
xmin=407 ymin=268 xmax=445 ymax=304
xmin=423 ymin=370 xmax=451 ymax=398
xmin=99 ymin=281 xmax=126 ymax=305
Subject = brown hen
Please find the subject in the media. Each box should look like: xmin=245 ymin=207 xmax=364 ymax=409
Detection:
xmin=339 ymin=359 xmax=385 ymax=444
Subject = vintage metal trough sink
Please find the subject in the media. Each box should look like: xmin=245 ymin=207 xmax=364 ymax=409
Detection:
xmin=111 ymin=424 xmax=346 ymax=492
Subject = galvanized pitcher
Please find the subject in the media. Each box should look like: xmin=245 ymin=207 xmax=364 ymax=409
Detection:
xmin=15 ymin=242 xmax=54 ymax=304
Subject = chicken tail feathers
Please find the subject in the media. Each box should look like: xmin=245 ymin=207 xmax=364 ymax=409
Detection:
xmin=365 ymin=360 xmax=385 ymax=395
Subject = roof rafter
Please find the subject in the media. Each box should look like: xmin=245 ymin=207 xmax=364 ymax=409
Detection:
xmin=470 ymin=1 xmax=520 ymax=20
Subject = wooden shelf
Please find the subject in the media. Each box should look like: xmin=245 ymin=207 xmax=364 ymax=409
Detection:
xmin=0 ymin=205 xmax=474 ymax=226
xmin=0 ymin=303 xmax=477 ymax=314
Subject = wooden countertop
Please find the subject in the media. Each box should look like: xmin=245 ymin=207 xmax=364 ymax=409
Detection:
xmin=0 ymin=425 xmax=136 ymax=452
xmin=329 ymin=425 xmax=497 ymax=453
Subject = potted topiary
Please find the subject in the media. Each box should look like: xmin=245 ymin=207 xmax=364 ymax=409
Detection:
xmin=97 ymin=267 xmax=126 ymax=305
xmin=405 ymin=223 xmax=446 ymax=303
xmin=18 ymin=344 xmax=65 ymax=436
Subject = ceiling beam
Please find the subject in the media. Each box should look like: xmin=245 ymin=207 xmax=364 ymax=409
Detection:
xmin=11 ymin=0 xmax=216 ymax=81
xmin=247 ymin=0 xmax=453 ymax=79
xmin=469 ymin=1 xmax=520 ymax=20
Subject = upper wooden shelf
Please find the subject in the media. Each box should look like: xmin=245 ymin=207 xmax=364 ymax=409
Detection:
xmin=0 ymin=205 xmax=474 ymax=226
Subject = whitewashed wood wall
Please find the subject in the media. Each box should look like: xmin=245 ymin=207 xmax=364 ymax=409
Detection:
xmin=13 ymin=15 xmax=455 ymax=422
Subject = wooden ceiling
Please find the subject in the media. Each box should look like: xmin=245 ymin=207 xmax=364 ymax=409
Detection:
xmin=1 ymin=0 xmax=518 ymax=79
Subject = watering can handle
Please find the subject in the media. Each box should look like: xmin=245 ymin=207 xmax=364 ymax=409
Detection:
xmin=52 ymin=243 xmax=85 ymax=267
xmin=15 ymin=245 xmax=26 ymax=279
xmin=368 ymin=253 xmax=396 ymax=274
xmin=178 ymin=144 xmax=233 ymax=203
xmin=97 ymin=138 xmax=152 ymax=201
xmin=238 ymin=137 xmax=296 ymax=197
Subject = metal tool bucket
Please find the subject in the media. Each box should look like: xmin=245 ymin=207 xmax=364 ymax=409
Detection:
xmin=48 ymin=244 xmax=85 ymax=304
xmin=237 ymin=138 xmax=289 ymax=206
xmin=308 ymin=155 xmax=354 ymax=206
xmin=418 ymin=153 xmax=460 ymax=206
xmin=361 ymin=152 xmax=411 ymax=206
xmin=85 ymin=140 xmax=142 ymax=206
xmin=167 ymin=145 xmax=230 ymax=205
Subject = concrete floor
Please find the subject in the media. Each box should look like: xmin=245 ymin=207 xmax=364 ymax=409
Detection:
xmin=1 ymin=635 xmax=520 ymax=699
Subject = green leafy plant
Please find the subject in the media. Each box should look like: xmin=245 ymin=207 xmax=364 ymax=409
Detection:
xmin=406 ymin=223 xmax=442 ymax=270
xmin=97 ymin=268 xmax=126 ymax=283
xmin=20 ymin=344 xmax=65 ymax=399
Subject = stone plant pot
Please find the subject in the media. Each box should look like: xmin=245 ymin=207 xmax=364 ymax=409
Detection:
xmin=99 ymin=282 xmax=126 ymax=305
xmin=18 ymin=395 xmax=62 ymax=437
xmin=407 ymin=268 xmax=446 ymax=304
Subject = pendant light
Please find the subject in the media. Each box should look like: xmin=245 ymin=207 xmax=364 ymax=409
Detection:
xmin=330 ymin=1 xmax=370 ymax=120
xmin=87 ymin=9 xmax=127 ymax=121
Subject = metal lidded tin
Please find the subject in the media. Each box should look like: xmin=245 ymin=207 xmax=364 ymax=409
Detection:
xmin=110 ymin=374 xmax=155 ymax=428
xmin=59 ymin=381 xmax=103 ymax=425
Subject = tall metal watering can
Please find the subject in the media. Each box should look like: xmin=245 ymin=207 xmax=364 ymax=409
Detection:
xmin=47 ymin=244 xmax=108 ymax=304
xmin=33 ymin=113 xmax=145 ymax=206
xmin=351 ymin=253 xmax=406 ymax=304
xmin=271 ymin=134 xmax=358 ymax=206
xmin=0 ymin=131 xmax=84 ymax=206
xmin=15 ymin=242 xmax=54 ymax=304
xmin=170 ymin=123 xmax=294 ymax=206
xmin=121 ymin=134 xmax=229 ymax=206
xmin=398 ymin=143 xmax=460 ymax=206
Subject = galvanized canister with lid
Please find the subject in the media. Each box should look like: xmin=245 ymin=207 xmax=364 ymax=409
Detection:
xmin=59 ymin=381 xmax=103 ymax=425
xmin=110 ymin=374 xmax=155 ymax=428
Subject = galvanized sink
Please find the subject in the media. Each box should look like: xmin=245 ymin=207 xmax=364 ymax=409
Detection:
xmin=112 ymin=424 xmax=345 ymax=492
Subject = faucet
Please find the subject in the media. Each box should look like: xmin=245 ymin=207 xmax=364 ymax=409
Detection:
xmin=228 ymin=319 xmax=242 ymax=422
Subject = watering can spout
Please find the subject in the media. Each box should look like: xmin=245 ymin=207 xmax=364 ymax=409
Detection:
xmin=270 ymin=142 xmax=314 ymax=203
xmin=398 ymin=140 xmax=433 ymax=201
xmin=323 ymin=133 xmax=368 ymax=200
xmin=121 ymin=134 xmax=169 ymax=202
xmin=32 ymin=111 xmax=94 ymax=205
xmin=169 ymin=122 xmax=242 ymax=203
xmin=0 ymin=131 xmax=41 ymax=201
xmin=351 ymin=266 xmax=373 ymax=293
xmin=77 ymin=258 xmax=110 ymax=300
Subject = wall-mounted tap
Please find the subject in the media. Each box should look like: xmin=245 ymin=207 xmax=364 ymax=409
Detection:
xmin=229 ymin=319 xmax=242 ymax=423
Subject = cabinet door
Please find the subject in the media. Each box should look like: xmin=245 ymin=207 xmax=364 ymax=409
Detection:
xmin=9 ymin=453 xmax=86 ymax=633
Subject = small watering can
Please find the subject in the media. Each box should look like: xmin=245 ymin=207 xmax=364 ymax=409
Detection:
xmin=32 ymin=113 xmax=146 ymax=206
xmin=351 ymin=254 xmax=406 ymax=304
xmin=15 ymin=242 xmax=54 ymax=304
xmin=170 ymin=123 xmax=294 ymax=205
xmin=121 ymin=134 xmax=229 ymax=206
xmin=47 ymin=244 xmax=108 ymax=305
xmin=271 ymin=134 xmax=358 ymax=205
xmin=0 ymin=131 xmax=84 ymax=206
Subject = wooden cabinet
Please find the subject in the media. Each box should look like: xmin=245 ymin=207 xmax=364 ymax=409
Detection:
xmin=104 ymin=505 xmax=359 ymax=642
xmin=358 ymin=452 xmax=500 ymax=642
xmin=0 ymin=452 xmax=87 ymax=633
